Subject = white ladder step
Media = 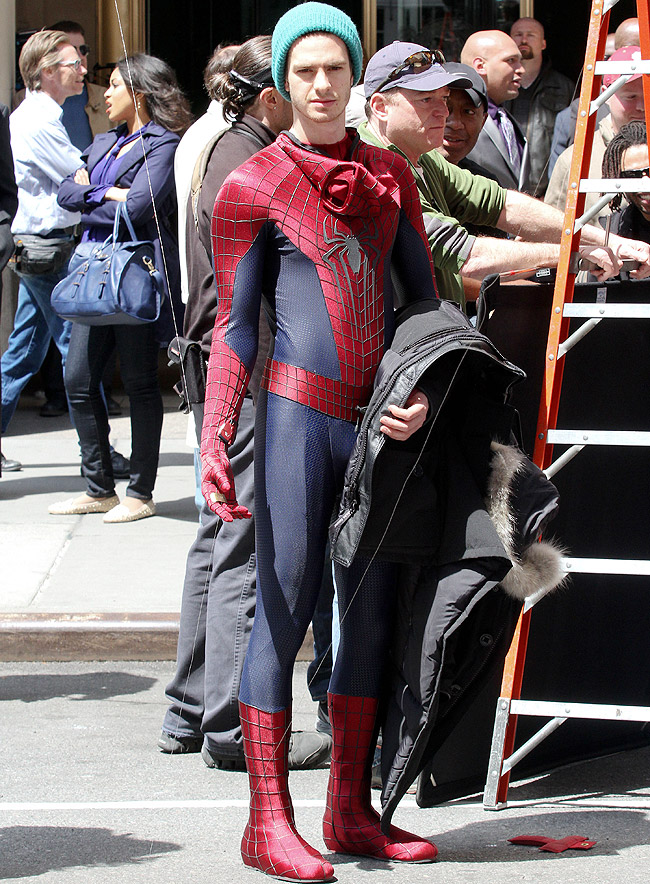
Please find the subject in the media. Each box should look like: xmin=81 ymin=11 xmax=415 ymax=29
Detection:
xmin=511 ymin=699 xmax=650 ymax=723
xmin=562 ymin=556 xmax=650 ymax=576
xmin=579 ymin=178 xmax=650 ymax=192
xmin=564 ymin=303 xmax=650 ymax=318
xmin=547 ymin=429 xmax=650 ymax=445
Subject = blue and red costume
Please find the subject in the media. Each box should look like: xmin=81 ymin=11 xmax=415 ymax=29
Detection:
xmin=202 ymin=131 xmax=439 ymax=881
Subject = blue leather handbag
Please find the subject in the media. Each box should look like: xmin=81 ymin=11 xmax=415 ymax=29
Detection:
xmin=51 ymin=202 xmax=166 ymax=325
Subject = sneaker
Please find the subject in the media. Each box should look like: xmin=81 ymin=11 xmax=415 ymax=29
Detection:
xmin=315 ymin=699 xmax=332 ymax=737
xmin=158 ymin=730 xmax=203 ymax=754
xmin=288 ymin=729 xmax=332 ymax=769
xmin=201 ymin=744 xmax=247 ymax=771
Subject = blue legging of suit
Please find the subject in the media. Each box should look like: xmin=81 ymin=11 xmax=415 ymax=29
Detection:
xmin=239 ymin=391 xmax=397 ymax=712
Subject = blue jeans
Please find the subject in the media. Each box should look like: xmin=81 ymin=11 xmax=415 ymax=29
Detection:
xmin=65 ymin=321 xmax=163 ymax=500
xmin=1 ymin=269 xmax=71 ymax=434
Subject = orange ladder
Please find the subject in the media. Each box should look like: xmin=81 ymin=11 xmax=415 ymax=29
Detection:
xmin=483 ymin=0 xmax=650 ymax=810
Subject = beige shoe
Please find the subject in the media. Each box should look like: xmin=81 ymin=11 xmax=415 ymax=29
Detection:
xmin=49 ymin=494 xmax=119 ymax=515
xmin=103 ymin=499 xmax=156 ymax=523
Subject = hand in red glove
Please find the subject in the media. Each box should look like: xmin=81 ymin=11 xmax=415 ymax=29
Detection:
xmin=201 ymin=441 xmax=252 ymax=522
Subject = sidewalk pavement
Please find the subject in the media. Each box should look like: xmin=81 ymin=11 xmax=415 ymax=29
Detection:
xmin=0 ymin=388 xmax=198 ymax=659
xmin=0 ymin=388 xmax=322 ymax=662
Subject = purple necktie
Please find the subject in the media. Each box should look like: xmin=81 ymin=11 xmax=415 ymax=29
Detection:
xmin=497 ymin=108 xmax=521 ymax=174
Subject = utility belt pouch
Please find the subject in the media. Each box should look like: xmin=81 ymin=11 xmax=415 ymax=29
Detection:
xmin=10 ymin=234 xmax=74 ymax=275
xmin=167 ymin=335 xmax=207 ymax=413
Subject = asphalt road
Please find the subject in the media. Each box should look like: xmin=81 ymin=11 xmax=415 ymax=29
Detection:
xmin=2 ymin=660 xmax=650 ymax=883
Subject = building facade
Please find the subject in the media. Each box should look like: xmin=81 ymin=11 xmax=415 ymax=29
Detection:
xmin=3 ymin=0 xmax=638 ymax=113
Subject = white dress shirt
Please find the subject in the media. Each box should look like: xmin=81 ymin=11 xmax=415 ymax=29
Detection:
xmin=10 ymin=90 xmax=82 ymax=234
xmin=174 ymin=100 xmax=228 ymax=304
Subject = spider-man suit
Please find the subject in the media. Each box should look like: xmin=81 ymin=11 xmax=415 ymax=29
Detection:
xmin=202 ymin=130 xmax=439 ymax=881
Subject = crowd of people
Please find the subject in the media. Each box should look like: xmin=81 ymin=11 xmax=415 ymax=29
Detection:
xmin=2 ymin=5 xmax=650 ymax=881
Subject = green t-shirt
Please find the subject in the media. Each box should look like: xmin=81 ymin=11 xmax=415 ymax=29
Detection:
xmin=358 ymin=122 xmax=506 ymax=311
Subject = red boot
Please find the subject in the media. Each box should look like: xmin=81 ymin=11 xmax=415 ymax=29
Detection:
xmin=239 ymin=702 xmax=334 ymax=881
xmin=322 ymin=693 xmax=438 ymax=863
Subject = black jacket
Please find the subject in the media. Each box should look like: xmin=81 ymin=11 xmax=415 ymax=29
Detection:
xmin=58 ymin=122 xmax=181 ymax=344
xmin=330 ymin=300 xmax=564 ymax=828
xmin=504 ymin=62 xmax=574 ymax=196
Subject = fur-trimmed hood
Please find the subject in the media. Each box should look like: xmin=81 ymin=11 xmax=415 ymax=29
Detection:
xmin=486 ymin=442 xmax=567 ymax=601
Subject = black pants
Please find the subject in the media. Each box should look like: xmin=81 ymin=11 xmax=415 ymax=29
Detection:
xmin=65 ymin=322 xmax=162 ymax=499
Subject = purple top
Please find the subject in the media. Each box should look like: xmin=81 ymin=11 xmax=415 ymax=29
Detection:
xmin=82 ymin=123 xmax=151 ymax=242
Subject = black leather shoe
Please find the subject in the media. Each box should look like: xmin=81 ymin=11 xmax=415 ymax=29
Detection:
xmin=39 ymin=398 xmax=68 ymax=417
xmin=158 ymin=730 xmax=203 ymax=754
xmin=1 ymin=453 xmax=22 ymax=473
xmin=110 ymin=450 xmax=131 ymax=479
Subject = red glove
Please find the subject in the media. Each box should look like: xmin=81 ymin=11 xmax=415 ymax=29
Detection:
xmin=201 ymin=440 xmax=252 ymax=522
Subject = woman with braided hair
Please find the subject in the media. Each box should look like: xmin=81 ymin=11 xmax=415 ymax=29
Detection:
xmin=603 ymin=121 xmax=650 ymax=241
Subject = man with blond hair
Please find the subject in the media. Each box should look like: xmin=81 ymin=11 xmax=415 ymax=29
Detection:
xmin=1 ymin=30 xmax=84 ymax=438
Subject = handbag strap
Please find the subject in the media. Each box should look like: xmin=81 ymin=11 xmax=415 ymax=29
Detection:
xmin=112 ymin=201 xmax=139 ymax=242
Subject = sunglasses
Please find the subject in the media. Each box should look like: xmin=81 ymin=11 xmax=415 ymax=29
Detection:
xmin=375 ymin=48 xmax=446 ymax=93
xmin=78 ymin=44 xmax=91 ymax=56
xmin=58 ymin=59 xmax=84 ymax=71
xmin=620 ymin=167 xmax=650 ymax=178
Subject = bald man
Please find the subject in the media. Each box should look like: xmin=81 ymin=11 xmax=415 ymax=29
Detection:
xmin=504 ymin=18 xmax=573 ymax=195
xmin=615 ymin=18 xmax=639 ymax=50
xmin=460 ymin=30 xmax=530 ymax=191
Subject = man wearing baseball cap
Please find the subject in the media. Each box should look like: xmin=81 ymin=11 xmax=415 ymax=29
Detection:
xmin=438 ymin=61 xmax=490 ymax=173
xmin=546 ymin=45 xmax=646 ymax=218
xmin=200 ymin=5 xmax=440 ymax=880
xmin=360 ymin=41 xmax=650 ymax=309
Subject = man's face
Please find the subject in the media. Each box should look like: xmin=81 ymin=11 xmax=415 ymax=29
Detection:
xmin=439 ymin=88 xmax=487 ymax=164
xmin=510 ymin=20 xmax=546 ymax=61
xmin=44 ymin=42 xmax=86 ymax=103
xmin=285 ymin=33 xmax=352 ymax=130
xmin=622 ymin=142 xmax=650 ymax=220
xmin=608 ymin=79 xmax=645 ymax=131
xmin=480 ymin=37 xmax=524 ymax=104
xmin=382 ymin=87 xmax=450 ymax=164
xmin=64 ymin=30 xmax=89 ymax=73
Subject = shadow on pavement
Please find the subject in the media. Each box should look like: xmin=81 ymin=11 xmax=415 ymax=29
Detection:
xmin=0 ymin=671 xmax=157 ymax=702
xmin=0 ymin=826 xmax=180 ymax=878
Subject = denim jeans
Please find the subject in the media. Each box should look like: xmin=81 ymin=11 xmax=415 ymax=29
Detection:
xmin=65 ymin=321 xmax=163 ymax=500
xmin=1 ymin=269 xmax=71 ymax=434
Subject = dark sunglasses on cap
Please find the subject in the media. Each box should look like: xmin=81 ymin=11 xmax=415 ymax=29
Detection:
xmin=375 ymin=48 xmax=446 ymax=93
xmin=620 ymin=166 xmax=650 ymax=178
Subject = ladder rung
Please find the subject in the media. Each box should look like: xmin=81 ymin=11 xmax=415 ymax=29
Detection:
xmin=562 ymin=556 xmax=650 ymax=576
xmin=511 ymin=699 xmax=650 ymax=723
xmin=580 ymin=179 xmax=650 ymax=192
xmin=547 ymin=429 xmax=650 ymax=446
xmin=564 ymin=303 xmax=650 ymax=318
xmin=594 ymin=60 xmax=650 ymax=75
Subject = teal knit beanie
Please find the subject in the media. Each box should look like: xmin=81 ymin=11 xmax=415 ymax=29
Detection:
xmin=272 ymin=2 xmax=363 ymax=101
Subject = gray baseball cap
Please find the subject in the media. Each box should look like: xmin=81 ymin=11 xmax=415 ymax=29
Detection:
xmin=364 ymin=41 xmax=472 ymax=98
xmin=444 ymin=62 xmax=488 ymax=110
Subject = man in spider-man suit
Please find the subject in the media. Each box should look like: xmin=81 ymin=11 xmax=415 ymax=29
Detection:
xmin=201 ymin=4 xmax=439 ymax=880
